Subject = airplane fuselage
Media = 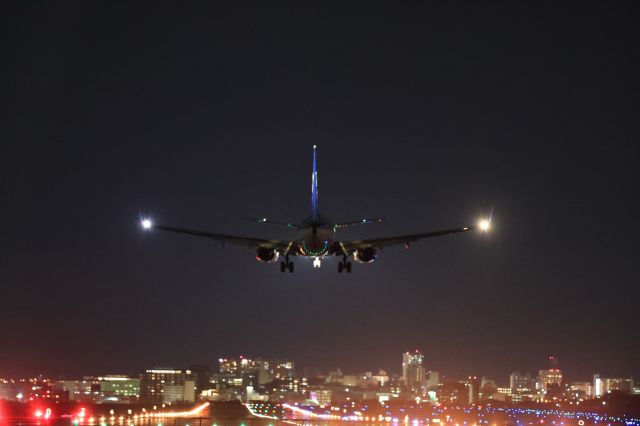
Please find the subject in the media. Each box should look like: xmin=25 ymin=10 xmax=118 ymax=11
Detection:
xmin=295 ymin=225 xmax=335 ymax=257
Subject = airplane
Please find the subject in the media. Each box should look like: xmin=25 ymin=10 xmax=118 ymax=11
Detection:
xmin=140 ymin=145 xmax=491 ymax=273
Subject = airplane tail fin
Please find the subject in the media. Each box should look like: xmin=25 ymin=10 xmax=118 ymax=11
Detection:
xmin=311 ymin=145 xmax=319 ymax=221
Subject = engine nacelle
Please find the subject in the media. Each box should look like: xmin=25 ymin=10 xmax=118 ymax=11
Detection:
xmin=353 ymin=247 xmax=377 ymax=263
xmin=255 ymin=247 xmax=279 ymax=263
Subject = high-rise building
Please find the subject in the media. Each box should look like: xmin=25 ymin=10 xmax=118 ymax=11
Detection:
xmin=140 ymin=368 xmax=195 ymax=403
xmin=538 ymin=369 xmax=562 ymax=392
xmin=189 ymin=365 xmax=212 ymax=397
xmin=402 ymin=350 xmax=425 ymax=390
xmin=537 ymin=356 xmax=562 ymax=396
xmin=217 ymin=357 xmax=259 ymax=389
xmin=467 ymin=376 xmax=481 ymax=404
xmin=510 ymin=371 xmax=532 ymax=392
xmin=593 ymin=375 xmax=634 ymax=397
xmin=97 ymin=376 xmax=140 ymax=400
xmin=269 ymin=360 xmax=295 ymax=380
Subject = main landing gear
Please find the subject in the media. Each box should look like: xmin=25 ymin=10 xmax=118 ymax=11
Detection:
xmin=280 ymin=256 xmax=294 ymax=273
xmin=338 ymin=256 xmax=352 ymax=273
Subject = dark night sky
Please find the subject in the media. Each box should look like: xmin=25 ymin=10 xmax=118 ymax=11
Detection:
xmin=1 ymin=2 xmax=639 ymax=383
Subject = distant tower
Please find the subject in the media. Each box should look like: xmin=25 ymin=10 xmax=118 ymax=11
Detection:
xmin=468 ymin=376 xmax=481 ymax=404
xmin=537 ymin=355 xmax=562 ymax=398
xmin=402 ymin=350 xmax=425 ymax=389
xmin=510 ymin=371 xmax=532 ymax=391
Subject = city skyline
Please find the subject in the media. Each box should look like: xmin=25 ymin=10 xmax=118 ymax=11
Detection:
xmin=0 ymin=352 xmax=634 ymax=388
xmin=1 ymin=351 xmax=636 ymax=408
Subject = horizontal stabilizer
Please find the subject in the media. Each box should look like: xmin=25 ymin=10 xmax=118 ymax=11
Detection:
xmin=242 ymin=217 xmax=300 ymax=228
xmin=333 ymin=218 xmax=386 ymax=229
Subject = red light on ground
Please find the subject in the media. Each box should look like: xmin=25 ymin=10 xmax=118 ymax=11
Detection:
xmin=34 ymin=408 xmax=52 ymax=419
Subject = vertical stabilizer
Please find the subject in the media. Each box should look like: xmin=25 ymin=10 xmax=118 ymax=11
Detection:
xmin=311 ymin=145 xmax=319 ymax=221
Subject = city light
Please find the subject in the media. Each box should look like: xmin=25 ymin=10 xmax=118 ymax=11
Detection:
xmin=244 ymin=404 xmax=278 ymax=420
xmin=153 ymin=402 xmax=209 ymax=418
xmin=2 ymin=354 xmax=638 ymax=426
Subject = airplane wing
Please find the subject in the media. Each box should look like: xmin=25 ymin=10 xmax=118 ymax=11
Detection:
xmin=338 ymin=225 xmax=474 ymax=251
xmin=149 ymin=224 xmax=287 ymax=249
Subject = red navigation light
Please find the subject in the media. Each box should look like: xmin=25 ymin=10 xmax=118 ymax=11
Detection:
xmin=34 ymin=408 xmax=52 ymax=420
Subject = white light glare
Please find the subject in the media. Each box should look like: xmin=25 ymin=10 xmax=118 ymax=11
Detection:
xmin=141 ymin=218 xmax=153 ymax=230
xmin=313 ymin=257 xmax=322 ymax=268
xmin=479 ymin=219 xmax=491 ymax=231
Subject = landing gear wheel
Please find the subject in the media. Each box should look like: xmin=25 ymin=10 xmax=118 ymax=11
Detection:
xmin=280 ymin=262 xmax=286 ymax=273
xmin=338 ymin=262 xmax=344 ymax=273
xmin=346 ymin=262 xmax=352 ymax=273
xmin=288 ymin=262 xmax=294 ymax=273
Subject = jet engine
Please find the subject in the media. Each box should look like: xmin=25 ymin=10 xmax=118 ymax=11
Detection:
xmin=255 ymin=247 xmax=279 ymax=263
xmin=353 ymin=247 xmax=377 ymax=263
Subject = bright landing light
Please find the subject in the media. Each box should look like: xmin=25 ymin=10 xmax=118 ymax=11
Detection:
xmin=479 ymin=219 xmax=491 ymax=231
xmin=141 ymin=218 xmax=153 ymax=230
xmin=313 ymin=257 xmax=322 ymax=268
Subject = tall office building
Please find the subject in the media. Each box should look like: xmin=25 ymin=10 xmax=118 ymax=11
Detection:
xmin=510 ymin=371 xmax=532 ymax=391
xmin=97 ymin=376 xmax=140 ymax=400
xmin=269 ymin=360 xmax=295 ymax=380
xmin=467 ymin=376 xmax=481 ymax=404
xmin=593 ymin=375 xmax=634 ymax=397
xmin=140 ymin=368 xmax=195 ymax=403
xmin=189 ymin=365 xmax=213 ymax=396
xmin=402 ymin=350 xmax=425 ymax=389
xmin=538 ymin=369 xmax=563 ymax=391
xmin=537 ymin=355 xmax=562 ymax=394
